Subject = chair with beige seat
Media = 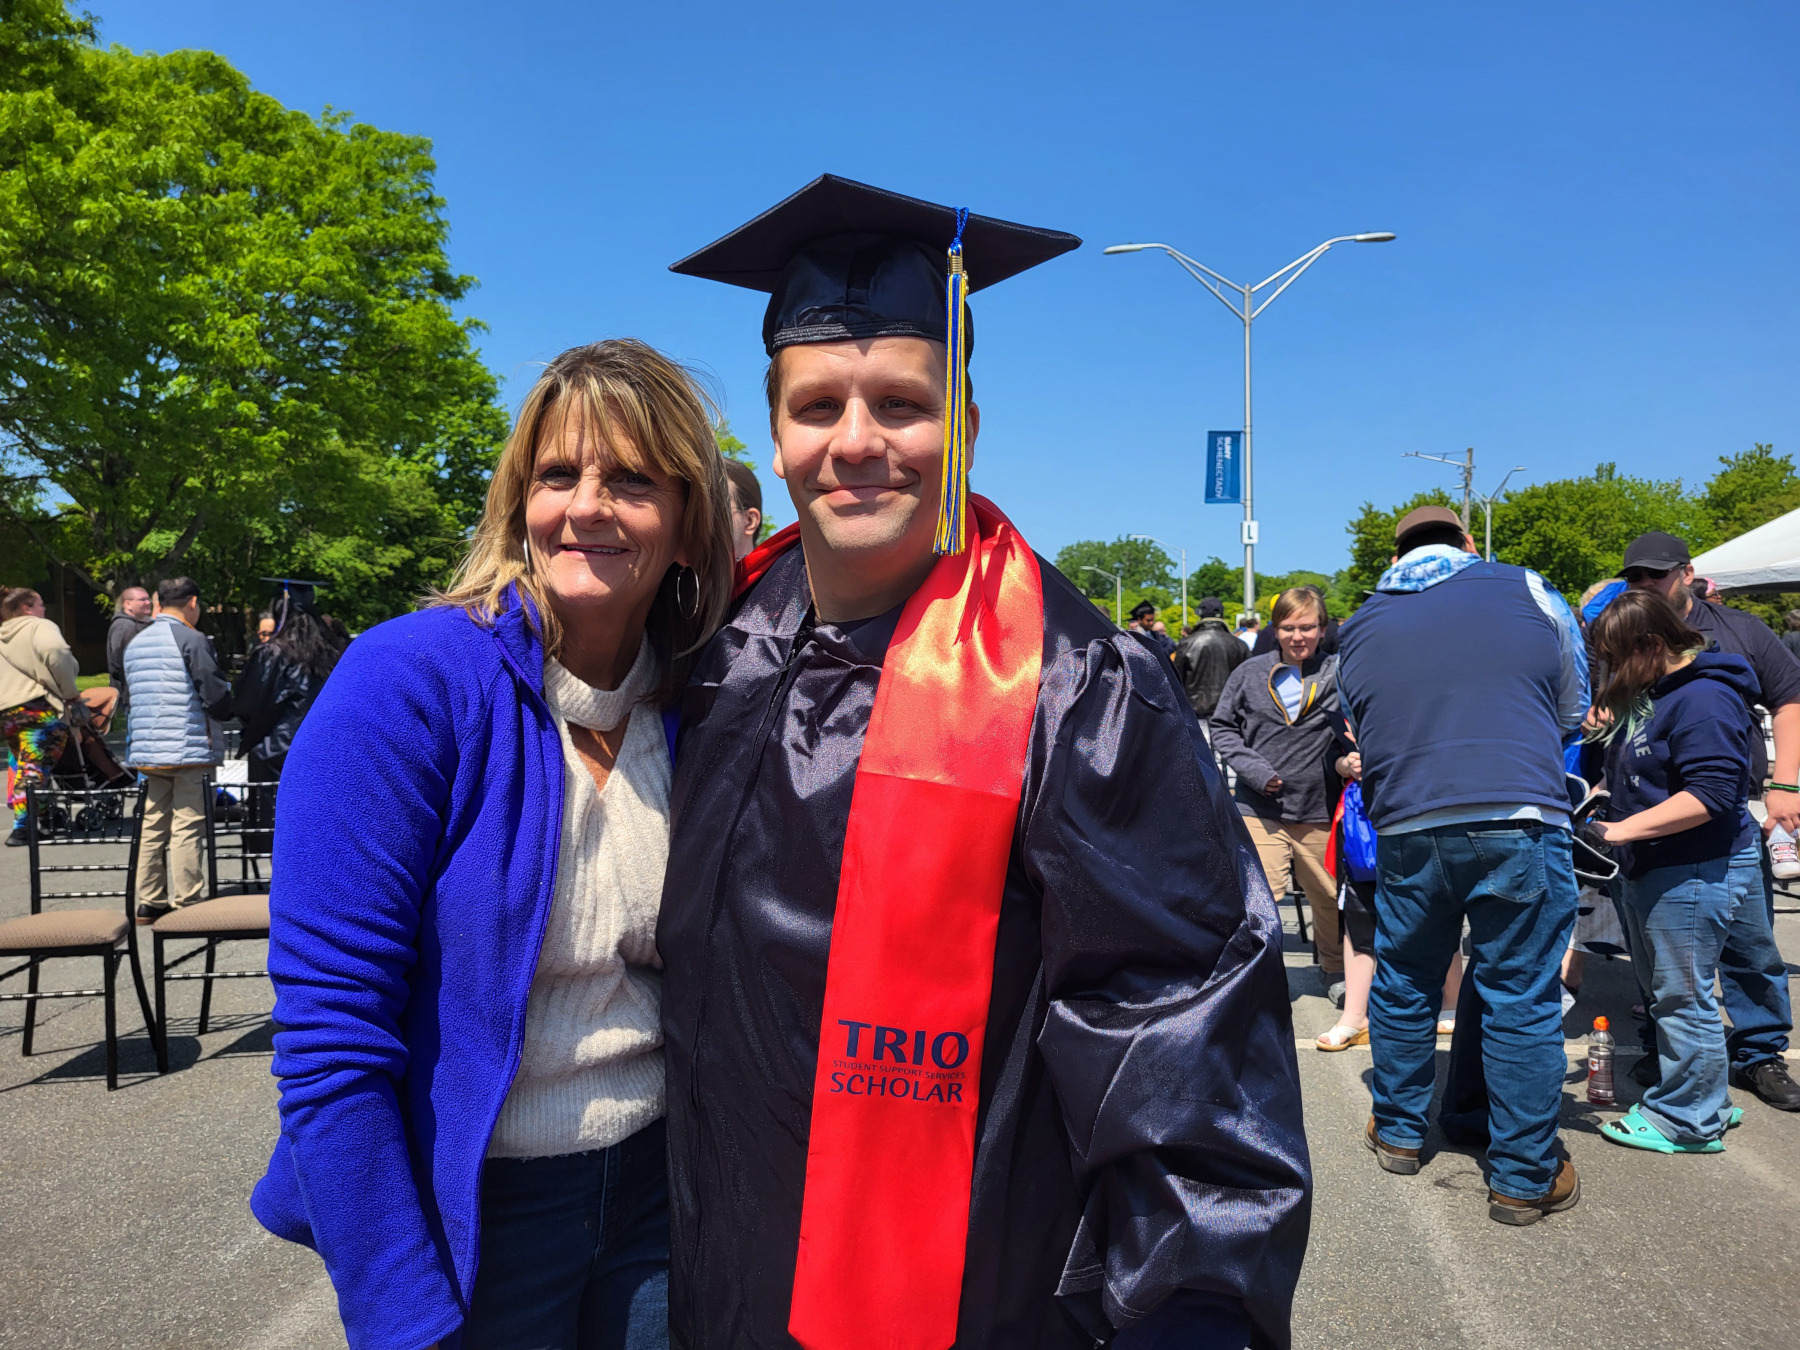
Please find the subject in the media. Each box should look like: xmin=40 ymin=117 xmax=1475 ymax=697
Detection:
xmin=148 ymin=778 xmax=273 ymax=1074
xmin=0 ymin=782 xmax=156 ymax=1089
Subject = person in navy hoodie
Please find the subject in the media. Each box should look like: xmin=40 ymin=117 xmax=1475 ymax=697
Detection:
xmin=1587 ymin=588 xmax=1765 ymax=1153
xmin=249 ymin=340 xmax=736 ymax=1350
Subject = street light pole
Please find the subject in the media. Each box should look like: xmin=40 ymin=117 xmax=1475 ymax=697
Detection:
xmin=1404 ymin=452 xmax=1525 ymax=561
xmin=1471 ymin=466 xmax=1526 ymax=562
xmin=1082 ymin=565 xmax=1124 ymax=626
xmin=1403 ymin=447 xmax=1476 ymax=531
xmin=1105 ymin=231 xmax=1395 ymax=617
xmin=1131 ymin=535 xmax=1188 ymax=629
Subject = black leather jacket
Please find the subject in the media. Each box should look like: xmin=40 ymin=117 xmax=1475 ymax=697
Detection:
xmin=233 ymin=643 xmax=322 ymax=767
xmin=1173 ymin=619 xmax=1249 ymax=718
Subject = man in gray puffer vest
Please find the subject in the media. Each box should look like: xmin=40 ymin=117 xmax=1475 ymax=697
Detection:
xmin=124 ymin=577 xmax=233 ymax=921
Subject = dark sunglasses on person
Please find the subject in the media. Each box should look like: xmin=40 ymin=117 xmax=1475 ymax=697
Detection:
xmin=1622 ymin=567 xmax=1671 ymax=583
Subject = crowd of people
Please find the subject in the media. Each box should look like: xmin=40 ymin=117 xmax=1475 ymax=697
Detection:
xmin=0 ymin=575 xmax=346 ymax=923
xmin=1167 ymin=507 xmax=1798 ymax=1220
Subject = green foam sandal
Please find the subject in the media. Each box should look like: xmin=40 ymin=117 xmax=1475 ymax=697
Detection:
xmin=1600 ymin=1103 xmax=1724 ymax=1154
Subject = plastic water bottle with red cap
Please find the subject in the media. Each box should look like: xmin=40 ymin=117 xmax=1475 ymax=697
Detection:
xmin=1587 ymin=1016 xmax=1616 ymax=1106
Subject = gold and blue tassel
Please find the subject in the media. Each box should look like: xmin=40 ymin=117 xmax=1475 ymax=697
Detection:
xmin=934 ymin=207 xmax=972 ymax=556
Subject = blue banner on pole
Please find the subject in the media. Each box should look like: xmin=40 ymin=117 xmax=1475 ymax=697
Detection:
xmin=1205 ymin=431 xmax=1242 ymax=504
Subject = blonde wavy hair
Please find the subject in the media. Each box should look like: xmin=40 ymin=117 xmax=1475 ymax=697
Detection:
xmin=433 ymin=339 xmax=736 ymax=708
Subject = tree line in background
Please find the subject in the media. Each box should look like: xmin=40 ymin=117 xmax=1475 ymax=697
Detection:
xmin=1053 ymin=535 xmax=1335 ymax=633
xmin=0 ymin=0 xmax=507 ymax=641
xmin=1059 ymin=444 xmax=1800 ymax=634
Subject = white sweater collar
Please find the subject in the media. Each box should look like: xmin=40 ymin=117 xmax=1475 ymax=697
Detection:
xmin=543 ymin=640 xmax=656 ymax=732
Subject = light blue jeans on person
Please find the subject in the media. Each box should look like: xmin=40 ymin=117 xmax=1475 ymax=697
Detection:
xmin=1620 ymin=844 xmax=1764 ymax=1145
xmin=1370 ymin=823 xmax=1577 ymax=1200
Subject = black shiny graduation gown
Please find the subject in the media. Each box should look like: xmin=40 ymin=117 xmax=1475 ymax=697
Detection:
xmin=658 ymin=548 xmax=1310 ymax=1350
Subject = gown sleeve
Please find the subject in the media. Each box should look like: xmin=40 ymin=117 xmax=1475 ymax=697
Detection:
xmin=233 ymin=643 xmax=280 ymax=749
xmin=1022 ymin=633 xmax=1310 ymax=1350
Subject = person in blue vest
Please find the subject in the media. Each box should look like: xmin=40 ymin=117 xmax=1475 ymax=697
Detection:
xmin=249 ymin=340 xmax=737 ymax=1350
xmin=1337 ymin=505 xmax=1590 ymax=1225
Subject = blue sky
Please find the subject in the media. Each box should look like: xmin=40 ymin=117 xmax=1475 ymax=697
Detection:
xmin=102 ymin=1 xmax=1799 ymax=577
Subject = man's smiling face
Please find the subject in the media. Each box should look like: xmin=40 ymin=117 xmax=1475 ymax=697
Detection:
xmin=770 ymin=337 xmax=977 ymax=563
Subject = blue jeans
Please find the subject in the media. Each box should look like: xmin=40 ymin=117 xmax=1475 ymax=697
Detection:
xmin=1371 ymin=824 xmax=1577 ymax=1200
xmin=1629 ymin=844 xmax=1793 ymax=1072
xmin=463 ymin=1120 xmax=669 ymax=1350
xmin=1621 ymin=846 xmax=1763 ymax=1143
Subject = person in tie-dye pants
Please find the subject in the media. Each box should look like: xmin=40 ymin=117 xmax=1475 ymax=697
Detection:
xmin=0 ymin=587 xmax=81 ymax=844
xmin=1 ymin=698 xmax=71 ymax=832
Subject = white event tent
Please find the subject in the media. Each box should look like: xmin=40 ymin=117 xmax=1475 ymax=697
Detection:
xmin=1691 ymin=504 xmax=1800 ymax=591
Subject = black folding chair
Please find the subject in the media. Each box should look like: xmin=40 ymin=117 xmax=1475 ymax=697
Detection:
xmin=145 ymin=777 xmax=273 ymax=1074
xmin=0 ymin=783 xmax=156 ymax=1089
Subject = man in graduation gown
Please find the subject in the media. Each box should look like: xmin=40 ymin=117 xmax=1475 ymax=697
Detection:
xmin=659 ymin=175 xmax=1310 ymax=1350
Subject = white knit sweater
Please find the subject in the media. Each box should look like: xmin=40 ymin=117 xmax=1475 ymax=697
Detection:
xmin=488 ymin=643 xmax=668 ymax=1158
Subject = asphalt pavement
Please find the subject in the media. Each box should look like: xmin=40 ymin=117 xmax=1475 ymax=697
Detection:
xmin=2 ymin=835 xmax=1797 ymax=1350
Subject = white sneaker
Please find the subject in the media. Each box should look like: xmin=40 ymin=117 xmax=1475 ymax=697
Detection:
xmin=1770 ymin=828 xmax=1800 ymax=880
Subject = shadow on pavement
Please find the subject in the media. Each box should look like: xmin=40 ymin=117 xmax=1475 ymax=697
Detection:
xmin=0 ymin=1011 xmax=276 ymax=1092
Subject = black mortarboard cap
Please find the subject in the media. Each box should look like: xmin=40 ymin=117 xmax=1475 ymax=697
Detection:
xmin=669 ymin=174 xmax=1081 ymax=357
xmin=261 ymin=577 xmax=325 ymax=629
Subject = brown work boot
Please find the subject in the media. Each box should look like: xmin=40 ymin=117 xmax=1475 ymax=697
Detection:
xmin=1488 ymin=1159 xmax=1580 ymax=1226
xmin=1364 ymin=1117 xmax=1421 ymax=1175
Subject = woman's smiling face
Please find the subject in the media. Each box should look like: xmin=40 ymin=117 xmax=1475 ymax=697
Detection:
xmin=523 ymin=401 xmax=689 ymax=628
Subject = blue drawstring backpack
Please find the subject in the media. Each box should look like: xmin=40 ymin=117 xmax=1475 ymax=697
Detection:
xmin=1340 ymin=781 xmax=1378 ymax=882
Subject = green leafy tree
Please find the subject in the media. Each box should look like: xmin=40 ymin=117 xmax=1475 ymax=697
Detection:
xmin=715 ymin=421 xmax=752 ymax=466
xmin=1693 ymin=444 xmax=1800 ymax=629
xmin=1186 ymin=556 xmax=1239 ymax=610
xmin=715 ymin=419 xmax=778 ymax=542
xmin=1338 ymin=453 xmax=1791 ymax=613
xmin=1488 ymin=463 xmax=1714 ymax=597
xmin=0 ymin=4 xmax=503 ymax=628
xmin=1053 ymin=536 xmax=1174 ymax=601
xmin=1703 ymin=443 xmax=1800 ymax=540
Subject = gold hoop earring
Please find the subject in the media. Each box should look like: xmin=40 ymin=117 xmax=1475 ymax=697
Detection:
xmin=677 ymin=566 xmax=699 ymax=619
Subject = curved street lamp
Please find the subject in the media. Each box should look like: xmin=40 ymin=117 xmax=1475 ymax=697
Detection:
xmin=1104 ymin=232 xmax=1396 ymax=613
xmin=1473 ymin=466 xmax=1527 ymax=561
xmin=1082 ymin=565 xmax=1124 ymax=626
xmin=1131 ymin=534 xmax=1188 ymax=629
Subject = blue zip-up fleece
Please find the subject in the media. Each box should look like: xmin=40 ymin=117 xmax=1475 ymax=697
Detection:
xmin=1604 ymin=651 xmax=1761 ymax=879
xmin=250 ymin=598 xmax=568 ymax=1350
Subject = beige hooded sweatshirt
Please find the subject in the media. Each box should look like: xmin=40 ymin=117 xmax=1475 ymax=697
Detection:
xmin=0 ymin=615 xmax=80 ymax=714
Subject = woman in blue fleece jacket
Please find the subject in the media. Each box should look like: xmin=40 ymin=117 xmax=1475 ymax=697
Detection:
xmin=1587 ymin=588 xmax=1762 ymax=1154
xmin=249 ymin=341 xmax=735 ymax=1350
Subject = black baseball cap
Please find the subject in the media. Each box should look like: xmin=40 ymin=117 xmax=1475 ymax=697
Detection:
xmin=1621 ymin=531 xmax=1690 ymax=572
xmin=1198 ymin=596 xmax=1224 ymax=618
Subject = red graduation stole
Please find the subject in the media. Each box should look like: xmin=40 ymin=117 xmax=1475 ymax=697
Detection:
xmin=736 ymin=498 xmax=1043 ymax=1350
